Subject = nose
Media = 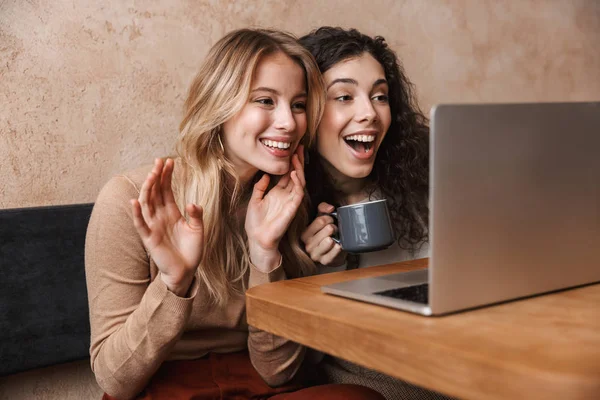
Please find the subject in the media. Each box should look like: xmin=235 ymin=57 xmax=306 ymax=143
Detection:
xmin=354 ymin=95 xmax=377 ymax=124
xmin=274 ymin=104 xmax=297 ymax=133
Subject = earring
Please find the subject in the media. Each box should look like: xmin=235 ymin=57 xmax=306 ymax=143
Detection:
xmin=214 ymin=131 xmax=225 ymax=169
xmin=217 ymin=133 xmax=225 ymax=153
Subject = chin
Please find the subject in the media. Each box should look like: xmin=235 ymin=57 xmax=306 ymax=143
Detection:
xmin=353 ymin=170 xmax=373 ymax=179
xmin=262 ymin=163 xmax=290 ymax=176
xmin=342 ymin=164 xmax=374 ymax=179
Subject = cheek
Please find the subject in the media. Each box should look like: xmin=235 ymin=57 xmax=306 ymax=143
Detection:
xmin=316 ymin=125 xmax=339 ymax=157
xmin=250 ymin=111 xmax=273 ymax=134
xmin=235 ymin=108 xmax=271 ymax=138
xmin=380 ymin=106 xmax=392 ymax=132
xmin=296 ymin=113 xmax=308 ymax=137
xmin=319 ymin=105 xmax=348 ymax=139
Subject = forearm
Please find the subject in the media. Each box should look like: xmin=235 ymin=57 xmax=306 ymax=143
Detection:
xmin=246 ymin=260 xmax=306 ymax=387
xmin=85 ymin=175 xmax=199 ymax=399
xmin=90 ymin=275 xmax=197 ymax=399
xmin=248 ymin=326 xmax=306 ymax=387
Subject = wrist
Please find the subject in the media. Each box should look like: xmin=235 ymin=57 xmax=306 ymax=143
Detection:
xmin=248 ymin=242 xmax=282 ymax=273
xmin=160 ymin=273 xmax=194 ymax=297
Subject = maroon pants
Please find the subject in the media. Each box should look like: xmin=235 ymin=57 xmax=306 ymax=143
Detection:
xmin=102 ymin=351 xmax=384 ymax=400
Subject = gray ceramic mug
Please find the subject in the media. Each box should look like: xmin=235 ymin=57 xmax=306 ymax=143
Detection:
xmin=329 ymin=199 xmax=395 ymax=253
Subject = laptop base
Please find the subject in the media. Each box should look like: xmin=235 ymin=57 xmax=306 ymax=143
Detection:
xmin=321 ymin=269 xmax=432 ymax=316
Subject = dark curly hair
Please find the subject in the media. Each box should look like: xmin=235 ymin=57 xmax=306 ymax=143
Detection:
xmin=300 ymin=27 xmax=429 ymax=251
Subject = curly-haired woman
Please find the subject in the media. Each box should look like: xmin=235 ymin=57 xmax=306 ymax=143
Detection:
xmin=300 ymin=27 xmax=451 ymax=400
xmin=300 ymin=26 xmax=429 ymax=276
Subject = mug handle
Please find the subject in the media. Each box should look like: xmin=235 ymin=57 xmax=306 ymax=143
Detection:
xmin=327 ymin=211 xmax=342 ymax=246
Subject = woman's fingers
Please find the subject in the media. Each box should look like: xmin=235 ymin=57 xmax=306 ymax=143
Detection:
xmin=279 ymin=145 xmax=304 ymax=191
xmin=308 ymin=235 xmax=337 ymax=262
xmin=317 ymin=202 xmax=335 ymax=214
xmin=319 ymin=243 xmax=344 ymax=266
xmin=138 ymin=159 xmax=176 ymax=224
xmin=304 ymin=222 xmax=337 ymax=254
xmin=251 ymin=174 xmax=270 ymax=202
xmin=290 ymin=171 xmax=304 ymax=200
xmin=151 ymin=158 xmax=164 ymax=207
xmin=186 ymin=204 xmax=204 ymax=233
xmin=161 ymin=158 xmax=177 ymax=206
xmin=301 ymin=215 xmax=335 ymax=244
xmin=277 ymin=172 xmax=291 ymax=189
xmin=139 ymin=171 xmax=157 ymax=219
xmin=292 ymin=153 xmax=306 ymax=188
xmin=130 ymin=199 xmax=151 ymax=238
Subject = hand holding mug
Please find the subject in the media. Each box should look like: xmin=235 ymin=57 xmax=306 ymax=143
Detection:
xmin=301 ymin=202 xmax=347 ymax=267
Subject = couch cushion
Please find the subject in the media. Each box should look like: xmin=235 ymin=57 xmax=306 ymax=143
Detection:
xmin=0 ymin=203 xmax=94 ymax=376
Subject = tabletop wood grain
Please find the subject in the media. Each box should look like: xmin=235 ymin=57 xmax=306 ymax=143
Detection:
xmin=246 ymin=258 xmax=600 ymax=400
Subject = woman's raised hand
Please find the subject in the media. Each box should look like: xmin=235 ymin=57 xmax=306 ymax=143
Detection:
xmin=130 ymin=158 xmax=204 ymax=296
xmin=245 ymin=145 xmax=306 ymax=272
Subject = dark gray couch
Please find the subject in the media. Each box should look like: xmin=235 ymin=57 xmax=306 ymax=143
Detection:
xmin=0 ymin=203 xmax=94 ymax=376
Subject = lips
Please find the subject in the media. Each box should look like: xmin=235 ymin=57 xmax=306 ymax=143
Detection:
xmin=342 ymin=131 xmax=377 ymax=160
xmin=260 ymin=139 xmax=291 ymax=150
xmin=259 ymin=138 xmax=294 ymax=157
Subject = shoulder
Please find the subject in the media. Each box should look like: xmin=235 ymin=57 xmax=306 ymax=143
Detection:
xmin=94 ymin=158 xmax=186 ymax=211
xmin=115 ymin=164 xmax=154 ymax=195
xmin=95 ymin=164 xmax=153 ymax=206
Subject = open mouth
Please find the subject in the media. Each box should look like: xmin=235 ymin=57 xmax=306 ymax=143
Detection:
xmin=343 ymin=134 xmax=375 ymax=153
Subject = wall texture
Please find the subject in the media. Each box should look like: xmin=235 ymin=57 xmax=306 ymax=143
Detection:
xmin=1 ymin=0 xmax=599 ymax=210
xmin=1 ymin=1 xmax=599 ymax=398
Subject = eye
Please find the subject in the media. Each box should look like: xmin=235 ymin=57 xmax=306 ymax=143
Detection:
xmin=335 ymin=95 xmax=353 ymax=102
xmin=255 ymin=98 xmax=275 ymax=106
xmin=372 ymin=94 xmax=389 ymax=103
xmin=292 ymin=101 xmax=306 ymax=113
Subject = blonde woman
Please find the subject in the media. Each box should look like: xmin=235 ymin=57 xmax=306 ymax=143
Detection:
xmin=85 ymin=29 xmax=384 ymax=400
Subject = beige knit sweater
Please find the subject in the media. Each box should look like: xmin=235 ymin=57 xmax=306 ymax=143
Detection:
xmin=85 ymin=165 xmax=305 ymax=399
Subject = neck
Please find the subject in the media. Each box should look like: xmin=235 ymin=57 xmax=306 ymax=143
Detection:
xmin=226 ymin=159 xmax=258 ymax=189
xmin=321 ymin=159 xmax=370 ymax=205
xmin=222 ymin=146 xmax=259 ymax=188
xmin=237 ymin=166 xmax=259 ymax=188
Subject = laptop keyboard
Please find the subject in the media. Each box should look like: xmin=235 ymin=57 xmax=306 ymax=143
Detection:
xmin=374 ymin=283 xmax=429 ymax=304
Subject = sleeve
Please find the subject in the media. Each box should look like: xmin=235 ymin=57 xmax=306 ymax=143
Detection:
xmin=84 ymin=175 xmax=200 ymax=399
xmin=246 ymin=260 xmax=307 ymax=387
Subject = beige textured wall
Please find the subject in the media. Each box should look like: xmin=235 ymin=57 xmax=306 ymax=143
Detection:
xmin=0 ymin=1 xmax=599 ymax=398
xmin=1 ymin=0 xmax=599 ymax=210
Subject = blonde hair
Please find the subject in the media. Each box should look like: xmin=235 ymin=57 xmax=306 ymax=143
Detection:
xmin=175 ymin=28 xmax=325 ymax=305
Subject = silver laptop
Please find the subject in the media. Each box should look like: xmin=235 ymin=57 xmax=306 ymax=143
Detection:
xmin=322 ymin=102 xmax=600 ymax=316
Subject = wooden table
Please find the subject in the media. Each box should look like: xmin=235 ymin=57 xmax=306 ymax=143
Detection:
xmin=246 ymin=259 xmax=600 ymax=400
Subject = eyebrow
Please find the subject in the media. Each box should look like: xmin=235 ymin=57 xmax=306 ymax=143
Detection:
xmin=251 ymin=87 xmax=280 ymax=95
xmin=251 ymin=87 xmax=307 ymax=98
xmin=327 ymin=78 xmax=357 ymax=90
xmin=372 ymin=78 xmax=388 ymax=88
xmin=327 ymin=78 xmax=388 ymax=90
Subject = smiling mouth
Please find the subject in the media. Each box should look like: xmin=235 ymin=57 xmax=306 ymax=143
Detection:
xmin=260 ymin=139 xmax=292 ymax=150
xmin=344 ymin=134 xmax=375 ymax=153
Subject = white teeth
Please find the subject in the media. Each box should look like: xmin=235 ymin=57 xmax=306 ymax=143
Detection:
xmin=261 ymin=139 xmax=291 ymax=149
xmin=344 ymin=134 xmax=376 ymax=142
